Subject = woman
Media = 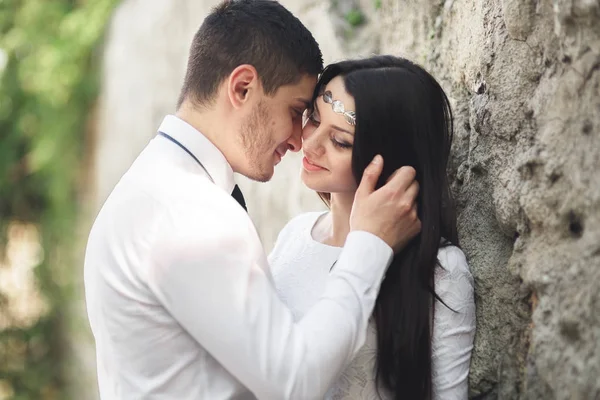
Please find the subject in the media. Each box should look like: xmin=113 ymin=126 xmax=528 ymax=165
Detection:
xmin=268 ymin=56 xmax=476 ymax=399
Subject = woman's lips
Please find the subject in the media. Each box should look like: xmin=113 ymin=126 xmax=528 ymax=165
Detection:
xmin=302 ymin=157 xmax=326 ymax=172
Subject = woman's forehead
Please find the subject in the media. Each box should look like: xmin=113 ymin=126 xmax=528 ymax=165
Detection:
xmin=323 ymin=76 xmax=353 ymax=104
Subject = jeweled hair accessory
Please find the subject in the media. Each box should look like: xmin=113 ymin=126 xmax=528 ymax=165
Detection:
xmin=323 ymin=90 xmax=356 ymax=126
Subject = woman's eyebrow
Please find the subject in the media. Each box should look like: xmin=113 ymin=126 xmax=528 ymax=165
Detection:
xmin=332 ymin=124 xmax=353 ymax=135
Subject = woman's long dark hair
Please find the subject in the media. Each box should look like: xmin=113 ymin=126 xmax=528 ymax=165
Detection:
xmin=311 ymin=55 xmax=459 ymax=399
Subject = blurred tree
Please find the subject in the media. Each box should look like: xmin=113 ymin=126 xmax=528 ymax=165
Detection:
xmin=0 ymin=0 xmax=118 ymax=398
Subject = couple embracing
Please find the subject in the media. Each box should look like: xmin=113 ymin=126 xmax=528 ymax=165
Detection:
xmin=84 ymin=1 xmax=475 ymax=399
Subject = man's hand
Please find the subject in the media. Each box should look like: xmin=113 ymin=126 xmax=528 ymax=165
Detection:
xmin=350 ymin=155 xmax=421 ymax=253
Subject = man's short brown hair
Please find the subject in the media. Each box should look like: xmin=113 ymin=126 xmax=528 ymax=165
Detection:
xmin=177 ymin=0 xmax=323 ymax=109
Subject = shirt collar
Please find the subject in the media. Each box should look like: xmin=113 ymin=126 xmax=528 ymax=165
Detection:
xmin=157 ymin=115 xmax=235 ymax=194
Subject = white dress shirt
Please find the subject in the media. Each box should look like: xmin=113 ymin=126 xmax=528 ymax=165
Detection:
xmin=269 ymin=212 xmax=476 ymax=400
xmin=84 ymin=115 xmax=394 ymax=399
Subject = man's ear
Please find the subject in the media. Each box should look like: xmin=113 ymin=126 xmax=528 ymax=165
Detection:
xmin=227 ymin=64 xmax=260 ymax=109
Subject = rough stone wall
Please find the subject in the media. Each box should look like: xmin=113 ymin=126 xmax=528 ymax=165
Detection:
xmin=376 ymin=0 xmax=600 ymax=398
xmin=83 ymin=0 xmax=600 ymax=398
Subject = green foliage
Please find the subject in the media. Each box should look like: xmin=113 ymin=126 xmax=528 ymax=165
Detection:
xmin=345 ymin=9 xmax=366 ymax=27
xmin=374 ymin=0 xmax=382 ymax=10
xmin=0 ymin=0 xmax=119 ymax=398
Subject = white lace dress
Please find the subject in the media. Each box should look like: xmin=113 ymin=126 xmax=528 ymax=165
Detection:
xmin=268 ymin=212 xmax=476 ymax=399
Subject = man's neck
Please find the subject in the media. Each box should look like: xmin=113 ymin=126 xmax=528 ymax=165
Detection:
xmin=175 ymin=102 xmax=242 ymax=172
xmin=323 ymin=192 xmax=354 ymax=247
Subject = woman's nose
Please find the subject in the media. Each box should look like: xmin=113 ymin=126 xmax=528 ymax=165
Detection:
xmin=302 ymin=127 xmax=325 ymax=156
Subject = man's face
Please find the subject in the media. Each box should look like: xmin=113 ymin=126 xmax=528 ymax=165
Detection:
xmin=238 ymin=74 xmax=317 ymax=182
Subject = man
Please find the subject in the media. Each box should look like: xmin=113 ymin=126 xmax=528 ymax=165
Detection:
xmin=84 ymin=1 xmax=421 ymax=399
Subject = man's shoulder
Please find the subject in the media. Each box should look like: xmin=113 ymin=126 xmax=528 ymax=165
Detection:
xmin=112 ymin=161 xmax=251 ymax=243
xmin=127 ymin=156 xmax=238 ymax=215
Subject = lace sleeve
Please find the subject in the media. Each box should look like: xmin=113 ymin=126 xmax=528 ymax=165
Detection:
xmin=432 ymin=246 xmax=476 ymax=400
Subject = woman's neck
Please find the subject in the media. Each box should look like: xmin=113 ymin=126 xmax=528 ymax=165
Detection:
xmin=323 ymin=192 xmax=354 ymax=247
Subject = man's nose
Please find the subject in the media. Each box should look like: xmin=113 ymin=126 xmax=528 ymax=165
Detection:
xmin=287 ymin=122 xmax=303 ymax=152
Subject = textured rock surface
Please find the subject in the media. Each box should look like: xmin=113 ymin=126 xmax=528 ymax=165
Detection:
xmin=82 ymin=0 xmax=600 ymax=398
xmin=377 ymin=1 xmax=600 ymax=398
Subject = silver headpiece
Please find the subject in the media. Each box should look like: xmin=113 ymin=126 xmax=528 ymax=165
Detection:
xmin=322 ymin=90 xmax=356 ymax=126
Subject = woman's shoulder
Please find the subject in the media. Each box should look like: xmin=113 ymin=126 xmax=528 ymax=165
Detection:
xmin=436 ymin=244 xmax=470 ymax=276
xmin=269 ymin=211 xmax=326 ymax=258
xmin=277 ymin=211 xmax=326 ymax=239
xmin=434 ymin=244 xmax=475 ymax=309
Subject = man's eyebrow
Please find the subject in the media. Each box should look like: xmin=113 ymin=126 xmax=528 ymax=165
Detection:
xmin=295 ymin=97 xmax=311 ymax=108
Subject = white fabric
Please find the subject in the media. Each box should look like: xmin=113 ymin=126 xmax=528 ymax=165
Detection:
xmin=269 ymin=212 xmax=476 ymax=400
xmin=84 ymin=115 xmax=395 ymax=400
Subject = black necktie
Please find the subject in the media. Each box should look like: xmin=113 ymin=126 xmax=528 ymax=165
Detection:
xmin=231 ymin=184 xmax=247 ymax=212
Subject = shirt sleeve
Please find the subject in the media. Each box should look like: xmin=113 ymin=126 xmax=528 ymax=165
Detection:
xmin=147 ymin=204 xmax=393 ymax=399
xmin=431 ymin=246 xmax=476 ymax=400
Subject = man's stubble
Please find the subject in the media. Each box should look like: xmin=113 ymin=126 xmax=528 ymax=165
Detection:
xmin=239 ymin=100 xmax=276 ymax=183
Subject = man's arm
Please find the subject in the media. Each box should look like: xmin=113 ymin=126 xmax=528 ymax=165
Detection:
xmin=149 ymin=222 xmax=391 ymax=399
xmin=148 ymin=156 xmax=420 ymax=399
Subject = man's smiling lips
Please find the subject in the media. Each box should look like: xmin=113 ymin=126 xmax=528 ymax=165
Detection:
xmin=274 ymin=149 xmax=286 ymax=165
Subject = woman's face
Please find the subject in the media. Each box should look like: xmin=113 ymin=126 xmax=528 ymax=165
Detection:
xmin=301 ymin=75 xmax=358 ymax=195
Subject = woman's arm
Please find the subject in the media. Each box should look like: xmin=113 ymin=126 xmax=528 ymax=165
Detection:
xmin=432 ymin=246 xmax=476 ymax=400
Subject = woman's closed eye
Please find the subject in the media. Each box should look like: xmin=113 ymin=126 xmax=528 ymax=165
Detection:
xmin=331 ymin=137 xmax=352 ymax=149
xmin=306 ymin=112 xmax=352 ymax=149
